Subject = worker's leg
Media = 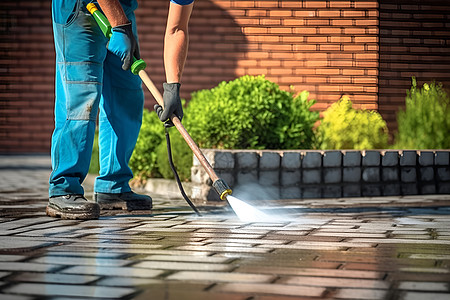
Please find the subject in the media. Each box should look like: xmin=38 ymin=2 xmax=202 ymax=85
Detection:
xmin=94 ymin=12 xmax=151 ymax=210
xmin=48 ymin=2 xmax=106 ymax=218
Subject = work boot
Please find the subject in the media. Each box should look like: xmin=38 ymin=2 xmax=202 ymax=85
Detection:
xmin=95 ymin=191 xmax=152 ymax=211
xmin=46 ymin=195 xmax=100 ymax=220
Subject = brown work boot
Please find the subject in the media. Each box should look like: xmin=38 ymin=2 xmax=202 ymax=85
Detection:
xmin=46 ymin=195 xmax=100 ymax=220
xmin=95 ymin=191 xmax=152 ymax=211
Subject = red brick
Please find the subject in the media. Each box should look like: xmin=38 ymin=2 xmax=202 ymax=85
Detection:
xmin=305 ymin=1 xmax=327 ymax=9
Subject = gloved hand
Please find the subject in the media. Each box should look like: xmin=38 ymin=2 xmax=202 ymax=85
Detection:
xmin=107 ymin=23 xmax=140 ymax=70
xmin=154 ymin=83 xmax=183 ymax=127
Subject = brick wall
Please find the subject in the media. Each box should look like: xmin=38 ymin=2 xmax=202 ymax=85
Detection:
xmin=378 ymin=0 xmax=450 ymax=132
xmin=0 ymin=0 xmax=449 ymax=153
xmin=0 ymin=1 xmax=55 ymax=152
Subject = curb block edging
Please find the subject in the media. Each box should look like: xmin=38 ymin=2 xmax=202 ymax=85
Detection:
xmin=190 ymin=149 xmax=450 ymax=201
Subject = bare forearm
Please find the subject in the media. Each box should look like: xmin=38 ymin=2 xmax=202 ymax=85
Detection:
xmin=97 ymin=0 xmax=128 ymax=27
xmin=164 ymin=2 xmax=193 ymax=83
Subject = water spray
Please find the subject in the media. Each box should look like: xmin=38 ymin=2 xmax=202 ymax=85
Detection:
xmin=87 ymin=3 xmax=232 ymax=214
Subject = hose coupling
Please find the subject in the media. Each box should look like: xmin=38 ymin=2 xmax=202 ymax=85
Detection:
xmin=212 ymin=178 xmax=232 ymax=201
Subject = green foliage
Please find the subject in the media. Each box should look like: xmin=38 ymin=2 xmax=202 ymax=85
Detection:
xmin=155 ymin=128 xmax=192 ymax=181
xmin=129 ymin=109 xmax=165 ymax=181
xmin=88 ymin=130 xmax=100 ymax=174
xmin=281 ymin=90 xmax=320 ymax=149
xmin=395 ymin=78 xmax=450 ymax=149
xmin=184 ymin=75 xmax=319 ymax=150
xmin=318 ymin=96 xmax=389 ymax=150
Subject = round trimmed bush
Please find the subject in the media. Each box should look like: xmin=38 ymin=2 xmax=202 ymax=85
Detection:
xmin=318 ymin=96 xmax=389 ymax=150
xmin=184 ymin=75 xmax=319 ymax=150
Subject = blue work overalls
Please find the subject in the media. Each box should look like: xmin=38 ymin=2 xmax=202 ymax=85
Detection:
xmin=49 ymin=0 xmax=143 ymax=197
xmin=49 ymin=0 xmax=194 ymax=197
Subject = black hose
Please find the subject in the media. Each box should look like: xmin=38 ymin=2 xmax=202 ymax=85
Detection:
xmin=165 ymin=127 xmax=201 ymax=216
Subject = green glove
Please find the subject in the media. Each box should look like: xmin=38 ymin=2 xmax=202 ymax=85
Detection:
xmin=154 ymin=83 xmax=183 ymax=127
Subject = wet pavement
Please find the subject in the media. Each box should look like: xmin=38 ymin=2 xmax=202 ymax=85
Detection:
xmin=0 ymin=155 xmax=450 ymax=300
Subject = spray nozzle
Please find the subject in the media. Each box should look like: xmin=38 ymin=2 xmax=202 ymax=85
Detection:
xmin=212 ymin=178 xmax=232 ymax=201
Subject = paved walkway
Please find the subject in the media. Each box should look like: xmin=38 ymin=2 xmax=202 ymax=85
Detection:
xmin=0 ymin=155 xmax=450 ymax=300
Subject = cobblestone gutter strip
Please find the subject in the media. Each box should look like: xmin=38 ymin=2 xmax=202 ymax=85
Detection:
xmin=190 ymin=150 xmax=450 ymax=201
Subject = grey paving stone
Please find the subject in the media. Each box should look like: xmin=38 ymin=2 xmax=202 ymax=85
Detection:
xmin=142 ymin=255 xmax=233 ymax=264
xmin=259 ymin=152 xmax=281 ymax=170
xmin=343 ymin=184 xmax=361 ymax=197
xmin=302 ymin=169 xmax=321 ymax=184
xmin=9 ymin=272 xmax=99 ymax=284
xmin=324 ymin=168 xmax=341 ymax=183
xmin=236 ymin=152 xmax=258 ymax=169
xmin=421 ymin=184 xmax=436 ymax=194
xmin=362 ymin=184 xmax=382 ymax=197
xmin=62 ymin=266 xmax=164 ymax=278
xmin=437 ymin=167 xmax=450 ymax=181
xmin=96 ymin=277 xmax=161 ymax=287
xmin=175 ymin=245 xmax=271 ymax=254
xmin=382 ymin=167 xmax=399 ymax=182
xmin=212 ymin=151 xmax=235 ymax=169
xmin=281 ymin=152 xmax=301 ymax=169
xmin=322 ymin=185 xmax=342 ymax=198
xmin=437 ymin=183 xmax=450 ymax=194
xmin=343 ymin=167 xmax=361 ymax=183
xmin=134 ymin=261 xmax=233 ymax=271
xmin=30 ymin=256 xmax=129 ymax=267
xmin=0 ymin=255 xmax=26 ymax=262
xmin=383 ymin=183 xmax=401 ymax=196
xmin=302 ymin=186 xmax=322 ymax=198
xmin=402 ymin=183 xmax=419 ymax=195
xmin=0 ymin=262 xmax=61 ymax=273
xmin=401 ymin=167 xmax=417 ymax=183
xmin=278 ymin=276 xmax=389 ymax=289
xmin=399 ymin=291 xmax=450 ymax=300
xmin=419 ymin=151 xmax=435 ymax=166
xmin=280 ymin=186 xmax=301 ymax=199
xmin=435 ymin=151 xmax=450 ymax=166
xmin=420 ymin=167 xmax=435 ymax=182
xmin=237 ymin=266 xmax=384 ymax=279
xmin=259 ymin=170 xmax=279 ymax=186
xmin=323 ymin=151 xmax=342 ymax=167
xmin=343 ymin=151 xmax=362 ymax=167
xmin=401 ymin=150 xmax=418 ymax=166
xmin=212 ymin=282 xmax=325 ymax=297
xmin=362 ymin=151 xmax=381 ymax=166
xmin=3 ymin=283 xmax=135 ymax=299
xmin=382 ymin=151 xmax=399 ymax=166
xmin=302 ymin=151 xmax=322 ymax=168
xmin=362 ymin=167 xmax=380 ymax=182
xmin=216 ymin=170 xmax=235 ymax=187
xmin=236 ymin=170 xmax=258 ymax=184
xmin=167 ymin=271 xmax=275 ymax=283
xmin=280 ymin=170 xmax=301 ymax=186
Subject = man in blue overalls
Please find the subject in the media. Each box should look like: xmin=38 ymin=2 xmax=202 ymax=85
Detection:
xmin=47 ymin=0 xmax=194 ymax=219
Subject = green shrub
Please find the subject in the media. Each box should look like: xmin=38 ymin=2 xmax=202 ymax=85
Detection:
xmin=395 ymin=78 xmax=450 ymax=149
xmin=155 ymin=127 xmax=192 ymax=181
xmin=318 ymin=96 xmax=388 ymax=150
xmin=129 ymin=109 xmax=165 ymax=181
xmin=184 ymin=75 xmax=319 ymax=150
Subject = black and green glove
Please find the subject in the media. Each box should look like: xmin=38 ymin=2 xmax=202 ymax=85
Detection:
xmin=154 ymin=83 xmax=183 ymax=127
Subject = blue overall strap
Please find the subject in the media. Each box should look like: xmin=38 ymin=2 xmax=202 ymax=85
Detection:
xmin=170 ymin=0 xmax=194 ymax=5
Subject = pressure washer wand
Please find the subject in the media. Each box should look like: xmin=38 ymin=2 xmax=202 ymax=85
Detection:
xmin=87 ymin=3 xmax=232 ymax=202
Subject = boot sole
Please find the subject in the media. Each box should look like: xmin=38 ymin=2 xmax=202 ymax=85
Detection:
xmin=46 ymin=205 xmax=100 ymax=220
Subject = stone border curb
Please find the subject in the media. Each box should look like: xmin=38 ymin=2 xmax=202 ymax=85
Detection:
xmin=190 ymin=149 xmax=450 ymax=201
